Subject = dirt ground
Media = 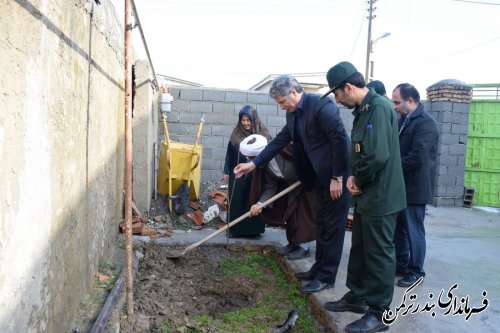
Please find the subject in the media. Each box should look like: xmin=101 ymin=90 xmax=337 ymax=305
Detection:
xmin=113 ymin=245 xmax=295 ymax=332
xmin=72 ymin=180 xmax=325 ymax=333
xmin=71 ymin=180 xmax=228 ymax=333
xmin=70 ymin=252 xmax=124 ymax=333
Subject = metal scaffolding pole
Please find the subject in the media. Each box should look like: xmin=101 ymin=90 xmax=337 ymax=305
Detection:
xmin=124 ymin=0 xmax=134 ymax=321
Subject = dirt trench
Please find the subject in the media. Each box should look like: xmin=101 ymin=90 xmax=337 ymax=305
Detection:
xmin=130 ymin=246 xmax=262 ymax=331
xmin=111 ymin=244 xmax=327 ymax=333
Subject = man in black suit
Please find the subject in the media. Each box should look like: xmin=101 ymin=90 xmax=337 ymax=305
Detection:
xmin=234 ymin=74 xmax=351 ymax=294
xmin=392 ymin=83 xmax=439 ymax=287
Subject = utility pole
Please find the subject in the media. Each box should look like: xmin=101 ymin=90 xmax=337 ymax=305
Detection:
xmin=365 ymin=0 xmax=375 ymax=83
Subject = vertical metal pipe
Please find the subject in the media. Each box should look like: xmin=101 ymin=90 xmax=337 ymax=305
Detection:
xmin=124 ymin=0 xmax=134 ymax=321
xmin=365 ymin=0 xmax=374 ymax=83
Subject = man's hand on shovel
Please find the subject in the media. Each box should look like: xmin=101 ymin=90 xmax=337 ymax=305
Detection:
xmin=249 ymin=203 xmax=263 ymax=217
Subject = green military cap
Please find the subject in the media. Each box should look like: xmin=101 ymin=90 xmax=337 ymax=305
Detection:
xmin=321 ymin=61 xmax=358 ymax=99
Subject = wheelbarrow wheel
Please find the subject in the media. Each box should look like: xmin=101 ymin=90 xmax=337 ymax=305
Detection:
xmin=175 ymin=182 xmax=189 ymax=215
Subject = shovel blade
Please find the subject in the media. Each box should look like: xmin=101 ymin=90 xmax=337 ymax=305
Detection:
xmin=165 ymin=250 xmax=185 ymax=259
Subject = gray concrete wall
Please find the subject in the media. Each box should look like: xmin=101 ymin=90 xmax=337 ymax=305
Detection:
xmin=133 ymin=60 xmax=159 ymax=215
xmin=0 ymin=1 xmax=126 ymax=332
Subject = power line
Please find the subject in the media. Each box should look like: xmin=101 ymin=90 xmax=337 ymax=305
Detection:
xmin=420 ymin=35 xmax=500 ymax=63
xmin=453 ymin=0 xmax=500 ymax=5
xmin=349 ymin=13 xmax=366 ymax=61
xmin=380 ymin=0 xmax=500 ymax=35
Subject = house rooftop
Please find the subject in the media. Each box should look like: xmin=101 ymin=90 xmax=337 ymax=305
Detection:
xmin=249 ymin=72 xmax=328 ymax=91
xmin=157 ymin=74 xmax=203 ymax=87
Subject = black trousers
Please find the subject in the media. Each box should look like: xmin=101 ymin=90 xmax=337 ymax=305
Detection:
xmin=310 ymin=180 xmax=350 ymax=284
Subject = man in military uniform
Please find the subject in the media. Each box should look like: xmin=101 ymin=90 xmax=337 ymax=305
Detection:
xmin=321 ymin=62 xmax=406 ymax=333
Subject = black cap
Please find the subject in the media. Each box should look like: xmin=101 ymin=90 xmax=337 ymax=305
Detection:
xmin=321 ymin=61 xmax=358 ymax=99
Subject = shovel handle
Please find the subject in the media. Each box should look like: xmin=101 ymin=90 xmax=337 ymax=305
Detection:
xmin=180 ymin=180 xmax=301 ymax=255
xmin=193 ymin=113 xmax=205 ymax=148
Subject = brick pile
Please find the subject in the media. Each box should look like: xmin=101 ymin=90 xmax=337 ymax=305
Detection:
xmin=426 ymin=80 xmax=472 ymax=103
xmin=119 ymin=203 xmax=173 ymax=238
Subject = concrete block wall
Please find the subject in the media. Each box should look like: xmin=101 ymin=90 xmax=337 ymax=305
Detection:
xmin=161 ymin=87 xmax=285 ymax=181
xmin=427 ymin=80 xmax=472 ymax=206
xmin=159 ymin=88 xmax=355 ymax=182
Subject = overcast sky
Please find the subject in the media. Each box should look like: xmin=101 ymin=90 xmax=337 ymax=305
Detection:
xmin=112 ymin=0 xmax=500 ymax=97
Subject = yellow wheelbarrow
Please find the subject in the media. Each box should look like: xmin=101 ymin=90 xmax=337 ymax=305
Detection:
xmin=157 ymin=113 xmax=205 ymax=213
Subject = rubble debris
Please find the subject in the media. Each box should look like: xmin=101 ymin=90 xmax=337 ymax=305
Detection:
xmin=97 ymin=273 xmax=110 ymax=283
xmin=187 ymin=211 xmax=205 ymax=226
xmin=119 ymin=216 xmax=145 ymax=234
xmin=210 ymin=190 xmax=228 ymax=211
xmin=150 ymin=231 xmax=173 ymax=239
xmin=141 ymin=228 xmax=157 ymax=236
xmin=219 ymin=211 xmax=227 ymax=223
xmin=132 ymin=201 xmax=143 ymax=220
xmin=188 ymin=201 xmax=201 ymax=210
xmin=203 ymin=204 xmax=220 ymax=222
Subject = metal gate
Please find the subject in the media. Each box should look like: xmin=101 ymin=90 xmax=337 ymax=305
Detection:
xmin=465 ymin=85 xmax=500 ymax=207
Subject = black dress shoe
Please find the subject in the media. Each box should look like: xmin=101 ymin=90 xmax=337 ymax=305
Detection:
xmin=285 ymin=247 xmax=310 ymax=260
xmin=278 ymin=243 xmax=298 ymax=255
xmin=295 ymin=270 xmax=315 ymax=281
xmin=302 ymin=279 xmax=334 ymax=293
xmin=397 ymin=273 xmax=423 ymax=287
xmin=324 ymin=299 xmax=368 ymax=314
xmin=345 ymin=313 xmax=388 ymax=333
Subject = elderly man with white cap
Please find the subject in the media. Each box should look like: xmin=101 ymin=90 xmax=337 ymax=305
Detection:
xmin=239 ymin=134 xmax=316 ymax=260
